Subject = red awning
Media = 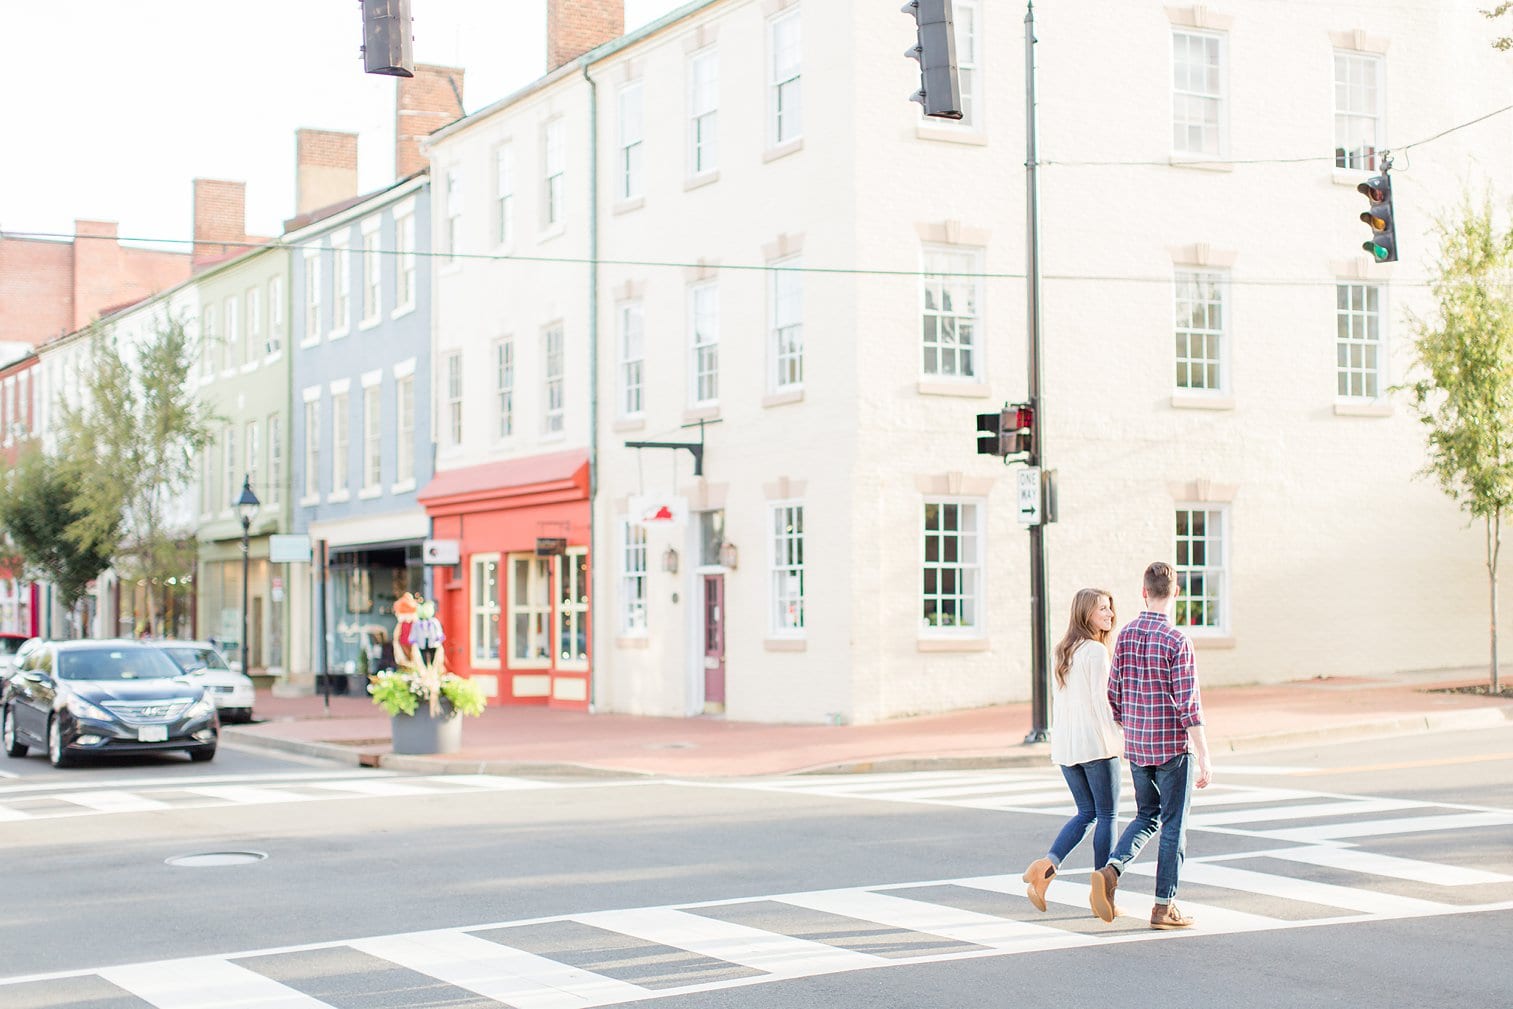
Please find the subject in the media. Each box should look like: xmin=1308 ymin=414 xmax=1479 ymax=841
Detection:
xmin=417 ymin=449 xmax=589 ymax=514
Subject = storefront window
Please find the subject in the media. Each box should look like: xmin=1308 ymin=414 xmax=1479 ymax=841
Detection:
xmin=329 ymin=548 xmax=419 ymax=675
xmin=472 ymin=555 xmax=500 ymax=662
xmin=509 ymin=555 xmax=551 ymax=665
xmin=556 ymin=551 xmax=589 ymax=668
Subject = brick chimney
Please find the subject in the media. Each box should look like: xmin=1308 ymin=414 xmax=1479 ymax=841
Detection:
xmin=395 ymin=64 xmax=465 ymax=179
xmin=547 ymin=0 xmax=624 ymax=70
xmin=294 ymin=129 xmax=359 ymax=216
xmin=192 ymin=179 xmax=248 ymax=271
xmin=70 ymin=220 xmax=125 ymax=331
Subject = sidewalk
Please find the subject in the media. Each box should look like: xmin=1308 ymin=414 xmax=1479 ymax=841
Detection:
xmin=222 ymin=672 xmax=1513 ymax=778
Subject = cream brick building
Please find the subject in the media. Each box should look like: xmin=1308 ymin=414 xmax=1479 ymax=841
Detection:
xmin=427 ymin=0 xmax=1512 ymax=723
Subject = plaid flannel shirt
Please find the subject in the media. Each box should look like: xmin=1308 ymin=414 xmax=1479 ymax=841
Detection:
xmin=1108 ymin=610 xmax=1204 ymax=766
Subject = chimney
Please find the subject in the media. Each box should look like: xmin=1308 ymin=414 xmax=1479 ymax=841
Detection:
xmin=395 ymin=64 xmax=465 ymax=179
xmin=546 ymin=0 xmax=623 ymax=70
xmin=70 ymin=220 xmax=125 ymax=330
xmin=294 ymin=129 xmax=359 ymax=216
xmin=192 ymin=179 xmax=248 ymax=271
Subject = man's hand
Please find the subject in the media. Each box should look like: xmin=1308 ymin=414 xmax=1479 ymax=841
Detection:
xmin=1188 ymin=725 xmax=1212 ymax=789
xmin=1194 ymin=751 xmax=1212 ymax=789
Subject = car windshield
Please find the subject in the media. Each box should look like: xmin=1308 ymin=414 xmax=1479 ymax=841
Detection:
xmin=162 ymin=647 xmax=231 ymax=673
xmin=57 ymin=648 xmax=184 ymax=681
xmin=0 ymin=638 xmax=23 ymax=656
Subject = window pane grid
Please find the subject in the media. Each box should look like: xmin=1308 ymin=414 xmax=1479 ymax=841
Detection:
xmin=771 ymin=504 xmax=805 ymax=632
xmin=545 ymin=326 xmax=565 ymax=433
xmin=1174 ymin=271 xmax=1224 ymax=390
xmin=691 ymin=284 xmax=719 ymax=403
xmin=510 ymin=557 xmax=552 ymax=662
xmin=472 ymin=557 xmax=500 ymax=662
xmin=922 ymin=501 xmax=980 ymax=630
xmin=621 ymin=523 xmax=648 ymax=633
xmin=921 ymin=250 xmax=980 ymax=378
xmin=772 ymin=262 xmax=803 ymax=389
xmin=620 ymin=303 xmax=644 ymax=415
xmin=396 ymin=376 xmax=415 ymax=483
xmin=1334 ymin=52 xmax=1381 ymax=170
xmin=1336 ymin=283 xmax=1382 ymax=399
xmin=557 ymin=552 xmax=589 ymax=665
xmin=496 ymin=145 xmax=514 ymax=245
xmin=496 ymin=339 xmax=515 ymax=439
xmin=1172 ymin=31 xmax=1222 ymax=155
xmin=1175 ymin=508 xmax=1225 ymax=629
xmin=445 ymin=352 xmax=463 ymax=446
xmin=331 ymin=393 xmax=349 ymax=491
xmin=770 ymin=13 xmax=802 ymax=144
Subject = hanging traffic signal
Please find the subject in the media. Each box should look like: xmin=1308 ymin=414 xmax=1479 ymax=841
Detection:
xmin=976 ymin=411 xmax=1003 ymax=455
xmin=1358 ymin=173 xmax=1397 ymax=263
xmin=975 ymin=404 xmax=1033 ymax=458
xmin=903 ymin=0 xmax=963 ymax=120
xmin=361 ymin=0 xmax=414 ymax=78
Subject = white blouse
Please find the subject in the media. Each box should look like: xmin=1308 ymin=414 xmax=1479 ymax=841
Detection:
xmin=1049 ymin=638 xmax=1123 ymax=767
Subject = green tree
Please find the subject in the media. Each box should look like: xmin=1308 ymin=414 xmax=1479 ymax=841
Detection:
xmin=57 ymin=315 xmax=216 ymax=632
xmin=0 ymin=445 xmax=115 ymax=633
xmin=1403 ymin=192 xmax=1513 ymax=692
xmin=1486 ymin=3 xmax=1513 ymax=50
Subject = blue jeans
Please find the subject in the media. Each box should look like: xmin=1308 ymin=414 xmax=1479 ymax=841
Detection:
xmin=1047 ymin=756 xmax=1120 ymax=869
xmin=1107 ymin=753 xmax=1194 ymax=903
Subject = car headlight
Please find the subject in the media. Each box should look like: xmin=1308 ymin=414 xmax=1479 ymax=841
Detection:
xmin=67 ymin=696 xmax=113 ymax=721
xmin=187 ymin=694 xmax=218 ymax=719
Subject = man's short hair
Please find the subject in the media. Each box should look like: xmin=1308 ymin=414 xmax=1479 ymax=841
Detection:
xmin=1144 ymin=561 xmax=1177 ymax=599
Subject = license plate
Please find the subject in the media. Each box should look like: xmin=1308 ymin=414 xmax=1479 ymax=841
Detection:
xmin=137 ymin=725 xmax=168 ymax=742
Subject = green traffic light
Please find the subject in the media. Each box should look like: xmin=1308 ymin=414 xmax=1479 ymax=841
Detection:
xmin=1363 ymin=241 xmax=1390 ymax=261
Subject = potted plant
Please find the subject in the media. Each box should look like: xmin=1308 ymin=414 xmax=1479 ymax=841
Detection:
xmin=369 ymin=664 xmax=487 ymax=755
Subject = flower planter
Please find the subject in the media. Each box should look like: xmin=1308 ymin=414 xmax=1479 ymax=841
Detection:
xmin=390 ymin=703 xmax=462 ymax=755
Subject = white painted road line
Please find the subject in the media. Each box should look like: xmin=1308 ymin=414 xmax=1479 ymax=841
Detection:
xmin=1189 ymin=798 xmax=1429 ymax=827
xmin=777 ymin=888 xmax=1081 ymax=953
xmin=177 ymin=785 xmax=312 ymax=804
xmin=100 ymin=957 xmax=333 ymax=1009
xmin=56 ymin=790 xmax=174 ymax=813
xmin=1261 ymin=845 xmax=1513 ymax=886
xmin=955 ymin=873 xmax=1286 ymax=933
xmin=1262 ymin=811 xmax=1513 ymax=843
xmin=1123 ymin=861 xmax=1450 ymax=916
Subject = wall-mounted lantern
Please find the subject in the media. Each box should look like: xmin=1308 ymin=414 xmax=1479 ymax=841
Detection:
xmin=718 ymin=542 xmax=739 ymax=570
xmin=661 ymin=546 xmax=680 ymax=574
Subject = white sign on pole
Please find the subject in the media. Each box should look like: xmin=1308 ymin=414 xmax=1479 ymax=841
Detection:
xmin=422 ymin=539 xmax=461 ymax=565
xmin=268 ymin=534 xmax=313 ymax=564
xmin=629 ymin=495 xmax=689 ymax=528
xmin=1016 ymin=467 xmax=1043 ymax=526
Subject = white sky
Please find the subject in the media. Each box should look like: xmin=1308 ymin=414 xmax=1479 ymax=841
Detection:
xmin=2 ymin=1 xmax=683 ymax=249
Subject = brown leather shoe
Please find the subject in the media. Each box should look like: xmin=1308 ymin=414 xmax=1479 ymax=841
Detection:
xmin=1022 ymin=858 xmax=1056 ymax=912
xmin=1089 ymin=865 xmax=1119 ymax=922
xmin=1150 ymin=902 xmax=1195 ymax=929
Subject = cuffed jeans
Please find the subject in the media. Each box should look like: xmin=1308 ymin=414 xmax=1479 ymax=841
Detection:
xmin=1106 ymin=753 xmax=1194 ymax=903
xmin=1047 ymin=756 xmax=1120 ymax=869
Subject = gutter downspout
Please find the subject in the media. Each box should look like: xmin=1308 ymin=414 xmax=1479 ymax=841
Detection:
xmin=581 ymin=58 xmax=602 ymax=713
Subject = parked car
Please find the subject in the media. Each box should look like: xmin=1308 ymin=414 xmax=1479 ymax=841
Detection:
xmin=1 ymin=639 xmax=219 ymax=767
xmin=0 ymin=634 xmax=33 ymax=685
xmin=147 ymin=640 xmax=256 ymax=723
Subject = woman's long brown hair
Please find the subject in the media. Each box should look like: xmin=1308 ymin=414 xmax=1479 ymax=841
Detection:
xmin=1054 ymin=588 xmax=1116 ymax=688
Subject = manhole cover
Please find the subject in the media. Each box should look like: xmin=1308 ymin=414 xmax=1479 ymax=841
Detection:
xmin=165 ymin=850 xmax=268 ymax=868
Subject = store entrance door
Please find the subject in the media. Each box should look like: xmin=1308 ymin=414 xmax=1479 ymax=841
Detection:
xmin=702 ymin=574 xmax=725 ymax=714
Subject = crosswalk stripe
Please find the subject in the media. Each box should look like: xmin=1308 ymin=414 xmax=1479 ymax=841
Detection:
xmin=177 ymin=785 xmax=311 ymax=804
xmin=349 ymin=930 xmax=648 ymax=1009
xmin=432 ymin=774 xmax=561 ymax=790
xmin=0 ymin=803 xmax=31 ymax=821
xmin=57 ymin=790 xmax=174 ymax=813
xmin=305 ymin=779 xmax=464 ymax=798
xmin=755 ymin=774 xmax=1044 ymax=796
xmin=1260 ymin=845 xmax=1513 ymax=886
xmin=100 ymin=956 xmax=333 ymax=1009
xmin=1123 ymin=861 xmax=1449 ymax=916
xmin=954 ymin=873 xmax=1286 ymax=933
xmin=1188 ymin=798 xmax=1427 ymax=827
xmin=776 ymin=888 xmax=1081 ymax=953
xmin=1261 ymin=811 xmax=1513 ymax=843
xmin=867 ymin=781 xmax=1082 ymax=801
xmin=574 ymin=906 xmax=881 ymax=978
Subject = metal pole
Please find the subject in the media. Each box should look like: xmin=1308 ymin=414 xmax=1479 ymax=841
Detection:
xmin=240 ymin=518 xmax=251 ymax=682
xmin=318 ymin=539 xmax=331 ymax=714
xmin=1023 ymin=0 xmax=1050 ymax=744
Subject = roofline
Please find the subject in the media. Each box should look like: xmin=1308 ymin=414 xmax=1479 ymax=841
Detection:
xmin=425 ymin=0 xmax=721 ymax=149
xmin=282 ymin=173 xmax=429 ymax=245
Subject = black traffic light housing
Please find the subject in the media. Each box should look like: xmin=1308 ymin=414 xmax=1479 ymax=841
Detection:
xmin=1358 ymin=172 xmax=1397 ymax=263
xmin=975 ymin=404 xmax=1034 ymax=458
xmin=362 ymin=0 xmax=414 ymax=78
xmin=903 ymin=0 xmax=963 ymax=120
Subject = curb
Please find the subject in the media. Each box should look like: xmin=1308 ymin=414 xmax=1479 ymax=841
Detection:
xmin=221 ymin=704 xmax=1513 ymax=779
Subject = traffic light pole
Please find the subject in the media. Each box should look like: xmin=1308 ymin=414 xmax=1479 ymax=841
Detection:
xmin=1023 ymin=1 xmax=1051 ymax=744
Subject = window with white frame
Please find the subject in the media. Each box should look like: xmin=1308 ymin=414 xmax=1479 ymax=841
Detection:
xmin=1175 ymin=506 xmax=1226 ymax=630
xmin=1334 ymin=51 xmax=1383 ymax=171
xmin=1336 ymin=283 xmax=1384 ymax=399
xmin=267 ymin=413 xmax=281 ymax=505
xmin=396 ymin=375 xmax=415 ymax=484
xmin=330 ymin=239 xmax=350 ymax=335
xmin=361 ymin=223 xmax=381 ymax=325
xmin=495 ymin=338 xmax=515 ymax=439
xmin=303 ymin=249 xmax=321 ymax=340
xmin=330 ymin=391 xmax=350 ymax=494
xmin=689 ymin=49 xmax=718 ymax=175
xmin=471 ymin=554 xmax=501 ymax=662
xmin=444 ymin=167 xmax=462 ymax=262
xmin=544 ymin=325 xmax=565 ymax=434
xmin=770 ymin=503 xmax=805 ymax=634
xmin=223 ymin=425 xmax=237 ymax=513
xmin=444 ymin=350 xmax=463 ymax=447
xmin=246 ymin=286 xmax=262 ymax=359
xmin=495 ymin=143 xmax=514 ymax=246
xmin=619 ymin=302 xmax=644 ymax=416
xmin=921 ymin=247 xmax=981 ymax=378
xmin=771 ymin=258 xmax=803 ymax=390
xmin=690 ymin=282 xmax=719 ymax=404
xmin=18 ymin=370 xmax=29 ymax=436
xmin=304 ymin=398 xmax=320 ymax=499
xmin=245 ymin=419 xmax=260 ymax=499
xmin=922 ymin=500 xmax=981 ymax=631
xmin=395 ymin=211 xmax=416 ymax=311
xmin=267 ymin=276 xmax=283 ymax=355
xmin=1172 ymin=30 xmax=1224 ymax=157
xmin=620 ymin=522 xmax=648 ymax=633
xmin=199 ymin=309 xmax=214 ymax=379
xmin=557 ymin=551 xmax=589 ymax=666
xmin=223 ymin=295 xmax=240 ymax=370
xmin=544 ymin=120 xmax=565 ymax=228
xmin=1174 ymin=270 xmax=1225 ymax=391
xmin=509 ymin=555 xmax=552 ymax=663
xmin=954 ymin=0 xmax=980 ymax=127
xmin=619 ymin=82 xmax=644 ymax=201
xmin=362 ymin=383 xmax=381 ymax=491
xmin=200 ymin=448 xmax=212 ymax=515
xmin=769 ymin=10 xmax=802 ymax=146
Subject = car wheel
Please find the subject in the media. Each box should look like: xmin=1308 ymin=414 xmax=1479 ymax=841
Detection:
xmin=2 ymin=705 xmax=27 ymax=758
xmin=47 ymin=716 xmax=73 ymax=768
xmin=189 ymin=745 xmax=216 ymax=763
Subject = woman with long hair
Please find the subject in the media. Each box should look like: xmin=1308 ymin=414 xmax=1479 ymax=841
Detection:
xmin=1022 ymin=587 xmax=1123 ymax=914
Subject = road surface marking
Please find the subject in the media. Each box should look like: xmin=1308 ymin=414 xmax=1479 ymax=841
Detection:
xmin=1120 ymin=861 xmax=1450 ymax=916
xmin=100 ymin=956 xmax=333 ymax=1009
xmin=955 ymin=873 xmax=1285 ymax=933
xmin=1260 ymin=811 xmax=1513 ymax=843
xmin=1188 ymin=797 xmax=1428 ymax=827
xmin=1260 ymin=845 xmax=1513 ymax=886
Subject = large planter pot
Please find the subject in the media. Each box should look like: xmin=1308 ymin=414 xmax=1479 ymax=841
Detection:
xmin=390 ymin=702 xmax=462 ymax=755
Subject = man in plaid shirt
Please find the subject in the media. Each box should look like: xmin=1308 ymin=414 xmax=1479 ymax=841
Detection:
xmin=1088 ymin=562 xmax=1213 ymax=930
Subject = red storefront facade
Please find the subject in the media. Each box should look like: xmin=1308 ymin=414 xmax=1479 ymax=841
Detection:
xmin=418 ymin=449 xmax=592 ymax=709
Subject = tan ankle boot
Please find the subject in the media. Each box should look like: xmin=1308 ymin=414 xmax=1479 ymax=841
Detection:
xmin=1022 ymin=858 xmax=1056 ymax=912
xmin=1150 ymin=902 xmax=1195 ymax=929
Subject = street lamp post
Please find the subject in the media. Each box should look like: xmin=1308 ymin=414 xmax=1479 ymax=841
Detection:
xmin=235 ymin=475 xmax=261 ymax=679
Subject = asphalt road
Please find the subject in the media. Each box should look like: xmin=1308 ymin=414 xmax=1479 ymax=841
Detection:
xmin=1 ymin=726 xmax=1509 ymax=1008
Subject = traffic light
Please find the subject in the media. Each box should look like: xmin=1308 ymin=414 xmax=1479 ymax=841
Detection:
xmin=361 ymin=0 xmax=414 ymax=78
xmin=1358 ymin=172 xmax=1397 ymax=263
xmin=975 ymin=411 xmax=1002 ymax=455
xmin=975 ymin=404 xmax=1034 ymax=458
xmin=903 ymin=0 xmax=963 ymax=120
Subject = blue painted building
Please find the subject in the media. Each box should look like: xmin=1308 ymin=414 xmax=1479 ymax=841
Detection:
xmin=284 ymin=174 xmax=434 ymax=677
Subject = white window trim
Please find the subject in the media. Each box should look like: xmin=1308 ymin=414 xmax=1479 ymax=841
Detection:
xmin=392 ymin=209 xmax=418 ymax=318
xmin=471 ymin=552 xmax=503 ymax=669
xmin=361 ymin=382 xmax=382 ymax=494
xmin=442 ymin=350 xmax=464 ymax=454
xmin=542 ymin=119 xmax=567 ymax=237
xmin=1335 ymin=281 xmax=1389 ymax=402
xmin=687 ymin=47 xmax=719 ymax=180
xmin=769 ymin=257 xmax=803 ymax=393
xmin=556 ymin=549 xmax=591 ymax=671
xmin=542 ymin=325 xmax=566 ymax=439
xmin=494 ymin=336 xmax=515 ymax=442
xmin=1332 ymin=49 xmax=1386 ymax=176
xmin=768 ymin=500 xmax=806 ymax=638
xmin=767 ymin=9 xmax=803 ymax=150
xmin=920 ymin=245 xmax=985 ymax=382
xmin=919 ymin=496 xmax=986 ymax=638
xmin=688 ymin=281 xmax=720 ymax=407
xmin=619 ymin=521 xmax=649 ymax=636
xmin=328 ymin=236 xmax=351 ymax=340
xmin=494 ymin=141 xmax=515 ymax=250
xmin=358 ymin=218 xmax=383 ymax=330
xmin=393 ymin=356 xmax=417 ymax=379
xmin=618 ymin=301 xmax=645 ymax=418
xmin=442 ymin=165 xmax=464 ymax=271
xmin=618 ymin=81 xmax=646 ymax=203
xmin=1174 ymin=503 xmax=1231 ymax=636
xmin=1170 ymin=28 xmax=1229 ymax=160
xmin=507 ymin=553 xmax=553 ymax=669
xmin=1172 ymin=269 xmax=1229 ymax=395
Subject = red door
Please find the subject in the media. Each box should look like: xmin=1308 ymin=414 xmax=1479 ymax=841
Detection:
xmin=702 ymin=574 xmax=725 ymax=713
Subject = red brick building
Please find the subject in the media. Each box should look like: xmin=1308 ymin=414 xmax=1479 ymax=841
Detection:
xmin=0 ymin=353 xmax=41 ymax=637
